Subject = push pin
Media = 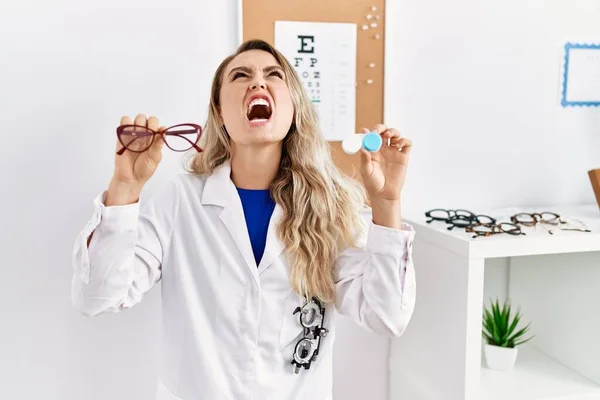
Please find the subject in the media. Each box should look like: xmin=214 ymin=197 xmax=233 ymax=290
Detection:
xmin=362 ymin=24 xmax=369 ymax=30
xmin=370 ymin=22 xmax=378 ymax=28
xmin=369 ymin=63 xmax=376 ymax=68
xmin=371 ymin=5 xmax=378 ymax=11
xmin=373 ymin=34 xmax=381 ymax=39
xmin=366 ymin=79 xmax=374 ymax=84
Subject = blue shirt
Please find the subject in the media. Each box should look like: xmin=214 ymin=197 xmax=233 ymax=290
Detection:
xmin=236 ymin=188 xmax=276 ymax=266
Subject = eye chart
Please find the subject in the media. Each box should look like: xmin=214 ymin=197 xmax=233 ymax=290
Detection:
xmin=274 ymin=21 xmax=357 ymax=141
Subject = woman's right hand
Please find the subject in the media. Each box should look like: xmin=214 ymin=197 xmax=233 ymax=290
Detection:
xmin=105 ymin=114 xmax=165 ymax=206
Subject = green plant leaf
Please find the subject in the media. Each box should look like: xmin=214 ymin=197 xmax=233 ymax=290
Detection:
xmin=513 ymin=334 xmax=535 ymax=346
xmin=483 ymin=311 xmax=495 ymax=333
xmin=483 ymin=300 xmax=500 ymax=346
xmin=491 ymin=320 xmax=502 ymax=345
xmin=483 ymin=309 xmax=497 ymax=342
xmin=492 ymin=300 xmax=502 ymax=331
xmin=482 ymin=333 xmax=494 ymax=344
xmin=496 ymin=300 xmax=510 ymax=345
xmin=506 ymin=311 xmax=521 ymax=336
xmin=484 ymin=307 xmax=493 ymax=321
xmin=501 ymin=301 xmax=510 ymax=331
xmin=483 ymin=324 xmax=493 ymax=338
xmin=508 ymin=323 xmax=531 ymax=343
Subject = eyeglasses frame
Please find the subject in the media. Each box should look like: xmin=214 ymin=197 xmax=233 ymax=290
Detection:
xmin=290 ymin=297 xmax=328 ymax=374
xmin=466 ymin=221 xmax=525 ymax=239
xmin=116 ymin=123 xmax=203 ymax=155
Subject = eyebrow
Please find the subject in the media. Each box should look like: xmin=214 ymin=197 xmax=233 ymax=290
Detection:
xmin=227 ymin=65 xmax=284 ymax=77
xmin=263 ymin=65 xmax=284 ymax=74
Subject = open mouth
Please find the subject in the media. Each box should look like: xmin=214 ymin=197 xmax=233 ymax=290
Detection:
xmin=246 ymin=96 xmax=273 ymax=124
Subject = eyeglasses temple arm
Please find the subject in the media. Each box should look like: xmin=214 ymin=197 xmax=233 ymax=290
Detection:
xmin=116 ymin=131 xmax=155 ymax=155
xmin=164 ymin=132 xmax=203 ymax=152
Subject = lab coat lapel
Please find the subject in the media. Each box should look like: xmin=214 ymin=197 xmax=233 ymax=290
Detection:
xmin=202 ymin=161 xmax=258 ymax=280
xmin=257 ymin=203 xmax=285 ymax=274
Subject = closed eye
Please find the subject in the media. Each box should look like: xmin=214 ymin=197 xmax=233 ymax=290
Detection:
xmin=269 ymin=70 xmax=284 ymax=79
xmin=233 ymin=72 xmax=248 ymax=80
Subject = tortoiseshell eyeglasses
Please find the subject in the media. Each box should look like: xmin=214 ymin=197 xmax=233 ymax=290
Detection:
xmin=511 ymin=212 xmax=591 ymax=234
xmin=466 ymin=222 xmax=524 ymax=239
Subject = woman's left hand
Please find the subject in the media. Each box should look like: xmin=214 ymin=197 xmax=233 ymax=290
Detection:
xmin=359 ymin=124 xmax=412 ymax=202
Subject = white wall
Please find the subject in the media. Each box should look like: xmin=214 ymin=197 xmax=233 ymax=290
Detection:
xmin=0 ymin=0 xmax=389 ymax=399
xmin=385 ymin=0 xmax=600 ymax=215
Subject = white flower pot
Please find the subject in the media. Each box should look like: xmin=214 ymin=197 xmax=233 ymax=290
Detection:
xmin=483 ymin=344 xmax=518 ymax=371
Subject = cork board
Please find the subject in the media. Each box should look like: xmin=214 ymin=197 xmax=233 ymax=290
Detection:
xmin=240 ymin=0 xmax=386 ymax=183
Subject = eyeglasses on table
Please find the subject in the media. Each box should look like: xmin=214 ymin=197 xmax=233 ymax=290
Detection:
xmin=465 ymin=222 xmax=524 ymax=239
xmin=425 ymin=208 xmax=496 ymax=230
xmin=510 ymin=212 xmax=591 ymax=235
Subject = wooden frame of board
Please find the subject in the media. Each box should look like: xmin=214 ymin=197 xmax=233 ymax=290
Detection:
xmin=238 ymin=0 xmax=386 ymax=183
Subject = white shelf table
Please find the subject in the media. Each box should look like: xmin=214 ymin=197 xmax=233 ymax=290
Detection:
xmin=480 ymin=344 xmax=600 ymax=400
xmin=389 ymin=204 xmax=600 ymax=400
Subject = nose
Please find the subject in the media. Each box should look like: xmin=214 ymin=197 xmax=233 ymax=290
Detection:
xmin=250 ymin=74 xmax=266 ymax=90
xmin=251 ymin=82 xmax=266 ymax=90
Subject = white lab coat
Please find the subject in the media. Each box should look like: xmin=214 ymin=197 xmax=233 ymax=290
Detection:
xmin=71 ymin=160 xmax=416 ymax=400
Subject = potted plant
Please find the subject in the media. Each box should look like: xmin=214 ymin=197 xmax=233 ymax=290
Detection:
xmin=482 ymin=298 xmax=534 ymax=371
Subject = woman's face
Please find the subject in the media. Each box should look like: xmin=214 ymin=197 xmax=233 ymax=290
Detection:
xmin=219 ymin=50 xmax=294 ymax=147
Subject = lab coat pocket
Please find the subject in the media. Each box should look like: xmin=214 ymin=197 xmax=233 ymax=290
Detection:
xmin=278 ymin=290 xmax=305 ymax=353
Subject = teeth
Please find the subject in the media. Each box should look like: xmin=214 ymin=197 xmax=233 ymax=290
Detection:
xmin=248 ymin=98 xmax=270 ymax=112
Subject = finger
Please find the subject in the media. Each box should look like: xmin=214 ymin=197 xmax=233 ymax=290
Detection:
xmin=380 ymin=129 xmax=400 ymax=148
xmin=400 ymin=137 xmax=413 ymax=153
xmin=134 ymin=113 xmax=147 ymax=127
xmin=148 ymin=130 xmax=164 ymax=161
xmin=373 ymin=124 xmax=387 ymax=135
xmin=158 ymin=125 xmax=168 ymax=133
xmin=147 ymin=118 xmax=164 ymax=158
xmin=359 ymin=148 xmax=373 ymax=177
xmin=147 ymin=116 xmax=160 ymax=132
xmin=115 ymin=135 xmax=125 ymax=154
xmin=398 ymin=137 xmax=412 ymax=147
xmin=389 ymin=135 xmax=405 ymax=146
xmin=390 ymin=137 xmax=413 ymax=152
xmin=120 ymin=115 xmax=132 ymax=126
xmin=116 ymin=116 xmax=132 ymax=153
xmin=384 ymin=128 xmax=401 ymax=139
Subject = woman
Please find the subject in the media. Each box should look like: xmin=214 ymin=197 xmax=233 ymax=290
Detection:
xmin=72 ymin=39 xmax=415 ymax=400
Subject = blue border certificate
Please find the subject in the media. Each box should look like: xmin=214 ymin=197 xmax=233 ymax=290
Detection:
xmin=561 ymin=43 xmax=600 ymax=107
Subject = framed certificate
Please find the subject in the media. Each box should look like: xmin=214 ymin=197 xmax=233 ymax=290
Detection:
xmin=561 ymin=43 xmax=600 ymax=107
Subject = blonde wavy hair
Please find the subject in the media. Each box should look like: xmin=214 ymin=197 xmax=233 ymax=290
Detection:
xmin=185 ymin=39 xmax=367 ymax=304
